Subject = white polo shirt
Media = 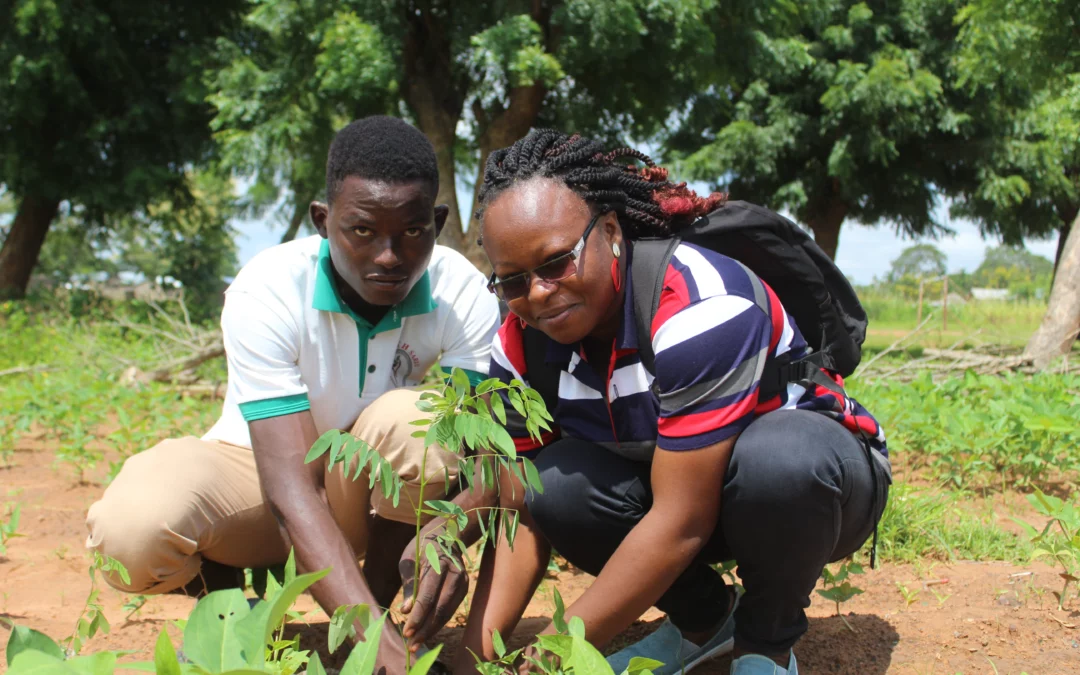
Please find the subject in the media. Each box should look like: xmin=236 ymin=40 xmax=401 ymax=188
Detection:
xmin=203 ymin=235 xmax=500 ymax=449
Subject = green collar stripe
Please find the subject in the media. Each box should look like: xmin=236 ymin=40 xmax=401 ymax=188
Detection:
xmin=312 ymin=239 xmax=437 ymax=331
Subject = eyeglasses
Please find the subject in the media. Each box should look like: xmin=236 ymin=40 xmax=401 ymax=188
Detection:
xmin=487 ymin=212 xmax=603 ymax=302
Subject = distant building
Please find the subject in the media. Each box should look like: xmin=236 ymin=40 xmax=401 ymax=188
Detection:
xmin=971 ymin=288 xmax=1011 ymax=301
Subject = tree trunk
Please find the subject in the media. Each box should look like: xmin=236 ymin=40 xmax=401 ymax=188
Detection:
xmin=468 ymin=83 xmax=548 ymax=261
xmin=400 ymin=2 xmax=479 ymax=266
xmin=279 ymin=196 xmax=310 ymax=244
xmin=1052 ymin=203 xmax=1076 ymax=280
xmin=0 ymin=195 xmax=61 ymax=299
xmin=1025 ymin=208 xmax=1080 ymax=369
xmin=806 ymin=196 xmax=848 ymax=260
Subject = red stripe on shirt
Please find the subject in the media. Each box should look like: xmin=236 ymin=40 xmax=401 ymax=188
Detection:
xmin=652 ymin=266 xmax=691 ymax=340
xmin=498 ymin=315 xmax=528 ymax=375
xmin=658 ymin=389 xmax=759 ymax=438
xmin=764 ymin=282 xmax=785 ymax=352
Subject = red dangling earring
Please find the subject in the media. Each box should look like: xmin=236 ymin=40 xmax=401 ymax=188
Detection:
xmin=611 ymin=258 xmax=622 ymax=292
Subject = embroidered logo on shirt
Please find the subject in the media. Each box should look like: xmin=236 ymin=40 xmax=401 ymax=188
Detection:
xmin=391 ymin=343 xmax=421 ymax=387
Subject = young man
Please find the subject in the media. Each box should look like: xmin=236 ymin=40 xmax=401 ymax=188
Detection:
xmin=86 ymin=116 xmax=500 ymax=673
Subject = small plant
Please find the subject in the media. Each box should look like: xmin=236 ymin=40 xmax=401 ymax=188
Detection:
xmin=121 ymin=594 xmax=148 ymax=621
xmin=895 ymin=581 xmax=920 ymax=609
xmin=1012 ymin=489 xmax=1080 ymax=610
xmin=0 ymin=503 xmax=24 ymax=558
xmin=817 ymin=561 xmax=865 ymax=632
xmin=307 ymin=367 xmax=552 ymax=668
xmin=67 ymin=552 xmax=129 ymax=655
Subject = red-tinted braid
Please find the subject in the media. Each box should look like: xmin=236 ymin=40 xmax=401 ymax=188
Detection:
xmin=477 ymin=129 xmax=726 ymax=240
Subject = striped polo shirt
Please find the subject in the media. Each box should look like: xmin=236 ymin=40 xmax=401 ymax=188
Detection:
xmin=489 ymin=241 xmax=887 ymax=460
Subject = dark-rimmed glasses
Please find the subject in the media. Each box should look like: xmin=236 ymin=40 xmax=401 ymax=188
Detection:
xmin=487 ymin=212 xmax=603 ymax=302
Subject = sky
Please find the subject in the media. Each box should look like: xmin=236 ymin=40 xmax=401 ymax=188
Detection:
xmin=230 ymin=189 xmax=1061 ymax=287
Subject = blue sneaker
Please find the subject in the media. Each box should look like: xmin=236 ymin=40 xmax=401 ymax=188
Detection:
xmin=729 ymin=651 xmax=797 ymax=675
xmin=607 ymin=588 xmax=740 ymax=675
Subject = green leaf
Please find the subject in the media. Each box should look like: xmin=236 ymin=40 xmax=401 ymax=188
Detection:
xmin=284 ymin=549 xmax=297 ymax=586
xmin=181 ymin=589 xmax=252 ymax=672
xmin=329 ymin=433 xmax=346 ymax=468
xmin=307 ymin=653 xmax=328 ymax=675
xmin=8 ymin=649 xmax=77 ymax=675
xmin=339 ymin=615 xmax=386 ymax=675
xmin=6 ymin=625 xmax=65 ymax=667
xmin=489 ymin=425 xmax=517 ymax=460
xmin=522 ymin=457 xmax=544 ymax=494
xmin=425 ymin=541 xmax=442 ymax=575
xmin=552 ymin=587 xmax=568 ymax=634
xmin=626 ymin=657 xmax=665 ymax=675
xmin=153 ymin=628 xmax=182 ymax=675
xmin=305 ymin=431 xmax=338 ymax=464
xmin=329 ymin=604 xmax=370 ymax=654
xmin=452 ymin=368 xmax=471 ymax=396
xmin=490 ymin=395 xmax=507 ymax=425
xmin=407 ymin=644 xmax=443 ymax=675
xmin=507 ymin=389 xmax=526 ymax=417
xmin=535 ymin=634 xmax=573 ymax=661
xmin=234 ymin=568 xmax=331 ymax=666
xmin=567 ymin=630 xmax=613 ymax=675
xmin=491 ymin=628 xmax=506 ymax=658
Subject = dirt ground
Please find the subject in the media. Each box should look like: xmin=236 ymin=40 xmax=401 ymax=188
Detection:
xmin=2 ymin=444 xmax=1079 ymax=675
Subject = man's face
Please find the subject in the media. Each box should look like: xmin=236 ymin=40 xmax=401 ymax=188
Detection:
xmin=311 ymin=176 xmax=447 ymax=308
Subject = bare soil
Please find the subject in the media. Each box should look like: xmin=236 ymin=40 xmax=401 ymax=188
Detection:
xmin=2 ymin=444 xmax=1079 ymax=675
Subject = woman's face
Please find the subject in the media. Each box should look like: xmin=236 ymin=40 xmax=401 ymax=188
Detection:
xmin=482 ymin=177 xmax=624 ymax=344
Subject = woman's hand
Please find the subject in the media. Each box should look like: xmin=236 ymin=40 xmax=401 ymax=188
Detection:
xmin=398 ymin=529 xmax=470 ymax=652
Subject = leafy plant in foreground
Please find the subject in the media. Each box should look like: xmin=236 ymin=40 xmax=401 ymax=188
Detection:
xmin=67 ymin=553 xmax=130 ymax=656
xmin=817 ymin=561 xmax=865 ymax=632
xmin=1013 ymin=489 xmax=1080 ymax=610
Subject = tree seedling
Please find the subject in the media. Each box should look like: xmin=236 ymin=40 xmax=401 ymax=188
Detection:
xmin=817 ymin=561 xmax=865 ymax=632
xmin=1012 ymin=489 xmax=1079 ymax=610
xmin=0 ymin=503 xmax=24 ymax=558
xmin=895 ymin=581 xmax=920 ymax=609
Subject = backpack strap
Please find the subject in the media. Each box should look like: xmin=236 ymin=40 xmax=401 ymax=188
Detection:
xmin=522 ymin=325 xmax=560 ymax=414
xmin=629 ymin=237 xmax=680 ymax=372
xmin=629 ymin=237 xmax=847 ymax=401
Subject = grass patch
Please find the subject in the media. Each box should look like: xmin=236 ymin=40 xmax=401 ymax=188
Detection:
xmin=873 ymin=483 xmax=1029 ymax=564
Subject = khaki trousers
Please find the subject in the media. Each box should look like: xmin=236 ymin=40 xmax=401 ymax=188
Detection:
xmin=85 ymin=389 xmax=458 ymax=594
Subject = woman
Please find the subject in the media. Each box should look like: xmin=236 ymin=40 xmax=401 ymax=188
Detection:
xmin=452 ymin=130 xmax=890 ymax=675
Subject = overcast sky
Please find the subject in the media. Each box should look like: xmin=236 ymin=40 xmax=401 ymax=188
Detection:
xmin=231 ymin=192 xmax=1060 ymax=287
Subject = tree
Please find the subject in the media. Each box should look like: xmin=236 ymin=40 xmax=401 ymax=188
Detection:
xmin=972 ymin=245 xmax=1053 ymax=289
xmin=0 ymin=0 xmax=247 ymax=299
xmin=951 ymin=0 xmax=1079 ymax=366
xmin=668 ymin=0 xmax=965 ymax=259
xmin=213 ymin=1 xmax=739 ymax=267
xmin=209 ymin=1 xmax=398 ymax=244
xmin=951 ymin=0 xmax=1079 ymax=273
xmin=887 ymin=243 xmax=946 ymax=282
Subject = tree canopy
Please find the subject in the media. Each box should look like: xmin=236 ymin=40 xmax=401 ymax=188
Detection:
xmin=887 ymin=244 xmax=947 ymax=282
xmin=669 ymin=0 xmax=965 ymax=259
xmin=0 ymin=0 xmax=248 ymax=299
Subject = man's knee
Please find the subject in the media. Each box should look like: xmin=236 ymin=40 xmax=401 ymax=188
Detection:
xmin=85 ymin=440 xmax=203 ymax=594
xmin=351 ymin=388 xmax=461 ymax=524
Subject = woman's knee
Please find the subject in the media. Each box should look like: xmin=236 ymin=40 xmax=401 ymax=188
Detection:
xmin=525 ymin=439 xmax=651 ymax=536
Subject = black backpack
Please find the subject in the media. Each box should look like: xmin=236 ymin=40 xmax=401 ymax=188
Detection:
xmin=524 ymin=200 xmax=868 ymax=408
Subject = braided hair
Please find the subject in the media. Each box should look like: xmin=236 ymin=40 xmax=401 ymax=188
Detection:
xmin=477 ymin=129 xmax=726 ymax=241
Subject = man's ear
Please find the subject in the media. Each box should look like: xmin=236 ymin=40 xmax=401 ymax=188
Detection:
xmin=310 ymin=201 xmax=330 ymax=238
xmin=433 ymin=204 xmax=450 ymax=239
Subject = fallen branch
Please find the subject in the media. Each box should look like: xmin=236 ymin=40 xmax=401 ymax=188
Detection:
xmin=0 ymin=364 xmax=56 ymax=378
xmin=121 ymin=344 xmax=224 ymax=385
xmin=853 ymin=314 xmax=935 ymax=378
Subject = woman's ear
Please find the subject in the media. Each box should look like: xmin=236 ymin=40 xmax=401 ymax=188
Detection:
xmin=603 ymin=212 xmax=625 ymax=252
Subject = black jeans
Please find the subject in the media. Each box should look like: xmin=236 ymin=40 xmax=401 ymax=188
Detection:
xmin=525 ymin=409 xmax=890 ymax=654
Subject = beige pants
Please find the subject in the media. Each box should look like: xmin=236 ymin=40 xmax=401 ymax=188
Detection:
xmin=85 ymin=389 xmax=458 ymax=594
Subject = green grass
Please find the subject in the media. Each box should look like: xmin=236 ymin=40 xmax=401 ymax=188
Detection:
xmin=860 ymin=291 xmax=1046 ymax=350
xmin=0 ymin=299 xmax=223 ymax=481
xmin=872 ymin=483 xmax=1030 ymax=564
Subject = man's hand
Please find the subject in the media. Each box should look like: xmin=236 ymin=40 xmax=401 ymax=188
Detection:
xmin=398 ymin=530 xmax=469 ymax=652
